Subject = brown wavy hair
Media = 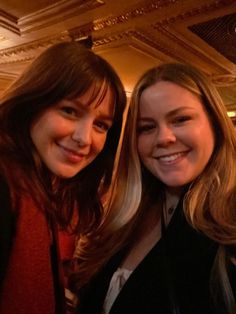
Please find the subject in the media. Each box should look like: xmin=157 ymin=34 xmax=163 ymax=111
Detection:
xmin=0 ymin=41 xmax=127 ymax=231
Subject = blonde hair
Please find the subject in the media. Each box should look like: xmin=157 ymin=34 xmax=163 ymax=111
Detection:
xmin=72 ymin=63 xmax=236 ymax=312
xmin=129 ymin=63 xmax=236 ymax=244
xmin=124 ymin=63 xmax=236 ymax=312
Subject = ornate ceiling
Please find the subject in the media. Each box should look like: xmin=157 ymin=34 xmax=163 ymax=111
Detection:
xmin=0 ymin=0 xmax=236 ymax=115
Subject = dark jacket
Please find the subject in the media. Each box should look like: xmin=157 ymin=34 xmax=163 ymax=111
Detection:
xmin=77 ymin=201 xmax=235 ymax=314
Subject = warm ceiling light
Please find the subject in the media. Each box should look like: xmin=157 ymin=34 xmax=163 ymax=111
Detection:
xmin=125 ymin=91 xmax=132 ymax=98
xmin=227 ymin=111 xmax=236 ymax=118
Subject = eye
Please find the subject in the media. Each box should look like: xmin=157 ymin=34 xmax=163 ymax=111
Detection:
xmin=137 ymin=124 xmax=155 ymax=133
xmin=60 ymin=106 xmax=77 ymax=117
xmin=94 ymin=120 xmax=111 ymax=133
xmin=173 ymin=115 xmax=191 ymax=124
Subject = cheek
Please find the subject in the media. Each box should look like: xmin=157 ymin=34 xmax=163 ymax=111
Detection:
xmin=137 ymin=138 xmax=143 ymax=157
xmin=137 ymin=136 xmax=150 ymax=158
xmin=93 ymin=134 xmax=108 ymax=154
xmin=30 ymin=122 xmax=43 ymax=147
xmin=31 ymin=114 xmax=56 ymax=142
xmin=197 ymin=125 xmax=215 ymax=156
xmin=204 ymin=133 xmax=215 ymax=163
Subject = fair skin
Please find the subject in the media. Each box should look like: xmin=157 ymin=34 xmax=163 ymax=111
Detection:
xmin=30 ymin=85 xmax=115 ymax=178
xmin=121 ymin=81 xmax=215 ymax=270
xmin=137 ymin=81 xmax=215 ymax=194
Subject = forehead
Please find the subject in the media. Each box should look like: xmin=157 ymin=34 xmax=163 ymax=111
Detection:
xmin=139 ymin=81 xmax=204 ymax=114
xmin=79 ymin=82 xmax=114 ymax=108
xmin=73 ymin=83 xmax=115 ymax=117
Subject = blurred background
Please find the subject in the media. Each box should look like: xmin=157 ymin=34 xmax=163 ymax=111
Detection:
xmin=0 ymin=0 xmax=235 ymax=122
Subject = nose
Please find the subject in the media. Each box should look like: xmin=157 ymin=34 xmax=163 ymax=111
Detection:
xmin=72 ymin=120 xmax=92 ymax=146
xmin=156 ymin=124 xmax=176 ymax=146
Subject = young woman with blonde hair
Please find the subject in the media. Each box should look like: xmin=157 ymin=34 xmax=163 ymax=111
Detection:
xmin=73 ymin=63 xmax=236 ymax=314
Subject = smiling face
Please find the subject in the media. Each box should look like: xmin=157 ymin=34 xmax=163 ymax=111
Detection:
xmin=30 ymin=85 xmax=115 ymax=178
xmin=137 ymin=81 xmax=215 ymax=190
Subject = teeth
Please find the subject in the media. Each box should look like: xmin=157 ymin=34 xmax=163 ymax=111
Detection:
xmin=159 ymin=152 xmax=183 ymax=162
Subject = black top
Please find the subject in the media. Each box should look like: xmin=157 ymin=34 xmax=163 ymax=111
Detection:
xmin=77 ymin=201 xmax=235 ymax=314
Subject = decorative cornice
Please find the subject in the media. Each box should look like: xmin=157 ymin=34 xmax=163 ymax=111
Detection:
xmin=50 ymin=0 xmax=179 ymax=39
xmin=18 ymin=0 xmax=104 ymax=34
xmin=151 ymin=0 xmax=236 ymax=73
xmin=0 ymin=32 xmax=70 ymax=64
xmin=0 ymin=71 xmax=19 ymax=80
xmin=152 ymin=23 xmax=225 ymax=72
xmin=0 ymin=0 xmax=235 ymax=76
xmin=0 ymin=26 xmax=182 ymax=65
xmin=0 ymin=9 xmax=20 ymax=35
xmin=123 ymin=30 xmax=184 ymax=61
xmin=93 ymin=31 xmax=133 ymax=47
xmin=93 ymin=28 xmax=185 ymax=62
xmin=93 ymin=0 xmax=178 ymax=31
xmin=0 ymin=33 xmax=7 ymax=41
xmin=211 ymin=74 xmax=236 ymax=86
xmin=68 ymin=23 xmax=95 ymax=41
xmin=0 ymin=1 xmax=104 ymax=36
xmin=92 ymin=27 xmax=236 ymax=83
xmin=153 ymin=0 xmax=235 ymax=26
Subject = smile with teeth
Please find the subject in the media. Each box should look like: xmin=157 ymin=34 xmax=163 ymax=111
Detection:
xmin=157 ymin=152 xmax=187 ymax=163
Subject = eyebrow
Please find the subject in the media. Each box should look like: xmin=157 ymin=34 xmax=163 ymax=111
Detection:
xmin=138 ymin=106 xmax=195 ymax=121
xmin=97 ymin=114 xmax=114 ymax=123
xmin=73 ymin=99 xmax=114 ymax=122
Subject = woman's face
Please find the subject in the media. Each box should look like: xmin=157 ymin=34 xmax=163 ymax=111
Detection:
xmin=137 ymin=81 xmax=215 ymax=189
xmin=30 ymin=85 xmax=115 ymax=178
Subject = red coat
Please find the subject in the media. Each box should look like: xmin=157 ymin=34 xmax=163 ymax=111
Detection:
xmin=0 ymin=196 xmax=74 ymax=314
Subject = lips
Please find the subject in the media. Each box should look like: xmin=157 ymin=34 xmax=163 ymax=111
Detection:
xmin=58 ymin=143 xmax=86 ymax=163
xmin=156 ymin=151 xmax=189 ymax=164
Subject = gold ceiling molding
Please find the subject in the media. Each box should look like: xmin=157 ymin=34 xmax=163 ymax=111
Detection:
xmin=153 ymin=0 xmax=235 ymax=25
xmin=93 ymin=28 xmax=183 ymax=62
xmin=0 ymin=71 xmax=19 ymax=80
xmin=0 ymin=0 xmax=235 ymax=109
xmin=68 ymin=23 xmax=95 ymax=41
xmin=65 ymin=0 xmax=179 ymax=36
xmin=152 ymin=23 xmax=225 ymax=73
xmin=93 ymin=0 xmax=178 ymax=31
xmin=69 ymin=0 xmax=236 ymax=41
xmin=0 ymin=32 xmax=70 ymax=64
xmin=211 ymin=74 xmax=236 ymax=86
xmin=127 ymin=29 xmax=189 ymax=62
xmin=0 ymin=34 xmax=7 ymax=41
xmin=4 ymin=0 xmax=104 ymax=35
xmin=0 ymin=0 xmax=105 ymax=38
xmin=0 ymin=9 xmax=20 ymax=35
xmin=93 ymin=30 xmax=133 ymax=46
xmin=62 ymin=27 xmax=154 ymax=49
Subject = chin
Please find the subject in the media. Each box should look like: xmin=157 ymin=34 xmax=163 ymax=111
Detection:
xmin=163 ymin=179 xmax=189 ymax=188
xmin=52 ymin=168 xmax=80 ymax=179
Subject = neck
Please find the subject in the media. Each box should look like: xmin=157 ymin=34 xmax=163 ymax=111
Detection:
xmin=161 ymin=187 xmax=182 ymax=226
xmin=164 ymin=186 xmax=183 ymax=210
